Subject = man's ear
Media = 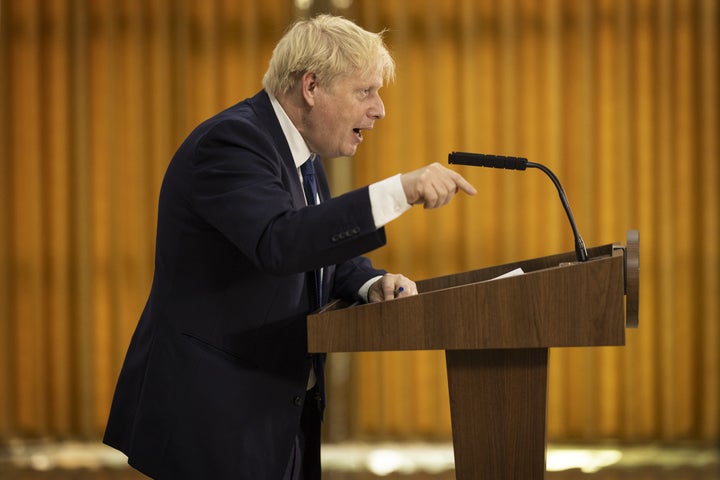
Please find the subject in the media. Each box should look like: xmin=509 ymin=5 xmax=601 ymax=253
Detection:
xmin=301 ymin=71 xmax=318 ymax=106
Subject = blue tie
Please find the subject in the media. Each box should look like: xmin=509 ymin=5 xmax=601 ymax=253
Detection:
xmin=300 ymin=155 xmax=322 ymax=307
xmin=301 ymin=155 xmax=326 ymax=411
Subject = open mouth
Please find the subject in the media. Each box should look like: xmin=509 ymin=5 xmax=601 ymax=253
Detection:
xmin=353 ymin=128 xmax=363 ymax=140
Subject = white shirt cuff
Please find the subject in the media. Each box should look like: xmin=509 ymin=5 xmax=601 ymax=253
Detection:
xmin=357 ymin=275 xmax=384 ymax=303
xmin=368 ymin=174 xmax=412 ymax=229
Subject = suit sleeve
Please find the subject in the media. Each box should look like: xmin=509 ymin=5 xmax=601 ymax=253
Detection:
xmin=190 ymin=118 xmax=387 ymax=276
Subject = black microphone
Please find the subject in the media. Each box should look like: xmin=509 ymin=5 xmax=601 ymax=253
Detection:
xmin=448 ymin=152 xmax=529 ymax=171
xmin=449 ymin=151 xmax=588 ymax=262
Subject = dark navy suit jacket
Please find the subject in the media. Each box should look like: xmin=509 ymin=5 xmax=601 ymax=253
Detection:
xmin=103 ymin=90 xmax=387 ymax=479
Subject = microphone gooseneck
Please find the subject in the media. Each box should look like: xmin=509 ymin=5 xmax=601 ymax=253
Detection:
xmin=448 ymin=152 xmax=589 ymax=262
xmin=525 ymin=161 xmax=588 ymax=262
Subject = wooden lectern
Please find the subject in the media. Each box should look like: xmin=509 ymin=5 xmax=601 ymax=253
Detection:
xmin=307 ymin=231 xmax=639 ymax=479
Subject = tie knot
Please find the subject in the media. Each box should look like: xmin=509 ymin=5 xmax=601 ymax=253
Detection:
xmin=301 ymin=154 xmax=316 ymax=176
xmin=301 ymin=154 xmax=319 ymax=207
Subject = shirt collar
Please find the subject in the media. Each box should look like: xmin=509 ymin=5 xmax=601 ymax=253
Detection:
xmin=268 ymin=92 xmax=313 ymax=169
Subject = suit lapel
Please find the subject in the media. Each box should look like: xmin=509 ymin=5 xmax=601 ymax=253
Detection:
xmin=247 ymin=90 xmax=306 ymax=208
xmin=249 ymin=90 xmax=336 ymax=303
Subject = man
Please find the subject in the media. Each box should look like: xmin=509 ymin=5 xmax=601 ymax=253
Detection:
xmin=104 ymin=14 xmax=475 ymax=480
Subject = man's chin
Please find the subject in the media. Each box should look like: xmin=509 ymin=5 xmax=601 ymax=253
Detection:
xmin=343 ymin=145 xmax=359 ymax=157
xmin=324 ymin=145 xmax=359 ymax=159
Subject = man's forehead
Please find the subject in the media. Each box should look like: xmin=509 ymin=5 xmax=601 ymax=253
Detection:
xmin=335 ymin=69 xmax=384 ymax=87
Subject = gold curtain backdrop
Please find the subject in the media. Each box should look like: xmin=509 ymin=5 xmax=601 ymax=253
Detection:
xmin=349 ymin=0 xmax=720 ymax=443
xmin=1 ymin=0 xmax=718 ymax=445
xmin=0 ymin=0 xmax=295 ymax=439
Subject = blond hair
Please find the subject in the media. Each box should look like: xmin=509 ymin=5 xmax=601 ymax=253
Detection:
xmin=262 ymin=14 xmax=395 ymax=97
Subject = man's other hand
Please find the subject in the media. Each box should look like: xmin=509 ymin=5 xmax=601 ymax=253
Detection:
xmin=368 ymin=273 xmax=418 ymax=302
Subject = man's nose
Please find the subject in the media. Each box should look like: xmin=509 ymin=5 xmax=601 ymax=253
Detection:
xmin=370 ymin=94 xmax=385 ymax=120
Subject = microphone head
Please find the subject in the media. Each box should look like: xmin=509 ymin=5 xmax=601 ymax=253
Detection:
xmin=449 ymin=152 xmax=528 ymax=170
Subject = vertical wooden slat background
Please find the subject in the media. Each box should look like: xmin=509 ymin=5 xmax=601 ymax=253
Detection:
xmin=1 ymin=0 xmax=718 ymax=445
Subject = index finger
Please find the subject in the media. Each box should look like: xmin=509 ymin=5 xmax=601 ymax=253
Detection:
xmin=451 ymin=171 xmax=477 ymax=196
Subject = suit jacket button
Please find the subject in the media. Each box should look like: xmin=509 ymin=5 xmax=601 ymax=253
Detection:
xmin=293 ymin=395 xmax=303 ymax=406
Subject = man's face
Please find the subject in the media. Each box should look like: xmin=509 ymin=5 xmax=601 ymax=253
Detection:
xmin=301 ymin=70 xmax=386 ymax=159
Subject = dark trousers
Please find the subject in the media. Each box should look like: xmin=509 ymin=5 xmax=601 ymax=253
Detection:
xmin=283 ymin=388 xmax=322 ymax=480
